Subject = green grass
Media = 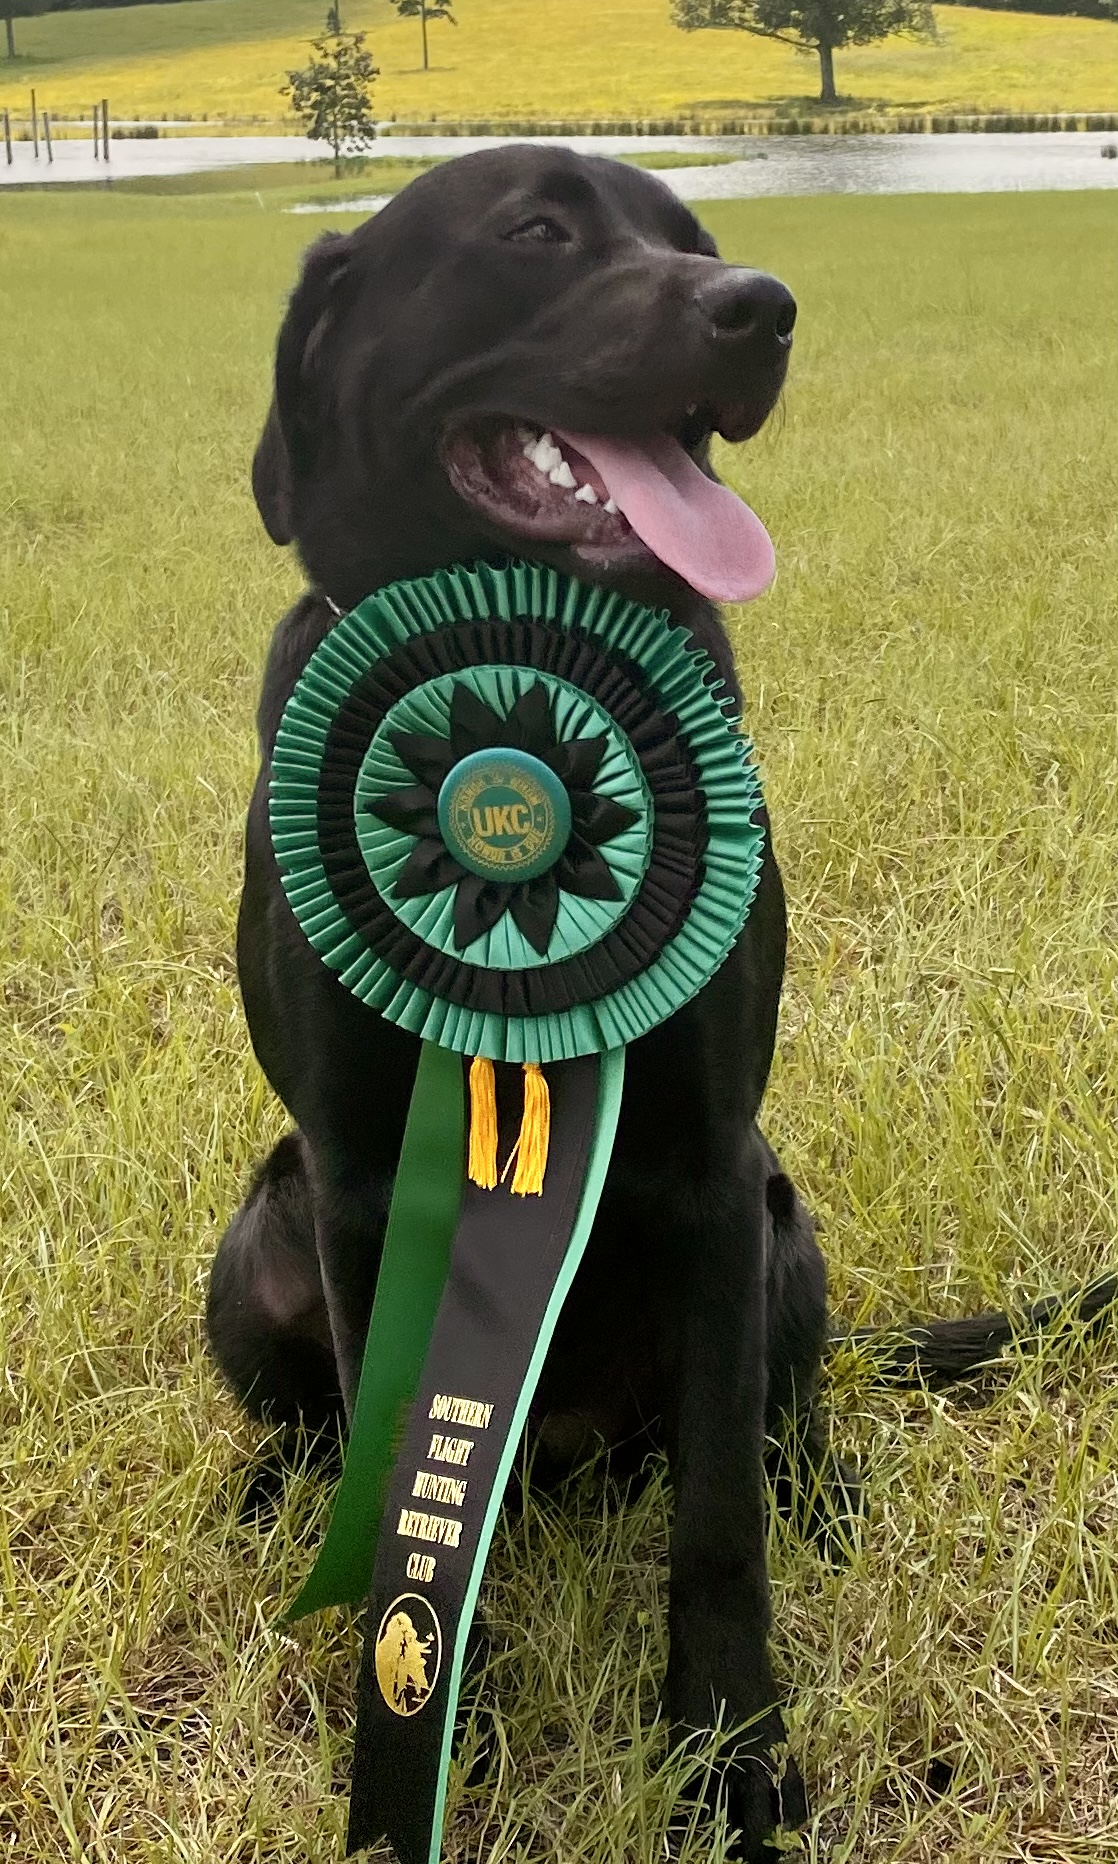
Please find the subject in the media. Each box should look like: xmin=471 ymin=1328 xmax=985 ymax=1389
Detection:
xmin=112 ymin=156 xmax=440 ymax=199
xmin=1 ymin=0 xmax=1116 ymax=124
xmin=626 ymin=150 xmax=741 ymax=167
xmin=2 ymin=180 xmax=1118 ymax=1862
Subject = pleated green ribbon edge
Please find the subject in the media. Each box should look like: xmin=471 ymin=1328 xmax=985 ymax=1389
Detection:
xmin=422 ymin=1045 xmax=626 ymax=1864
xmin=269 ymin=559 xmax=765 ymax=1065
xmin=286 ymin=1040 xmax=465 ymax=1621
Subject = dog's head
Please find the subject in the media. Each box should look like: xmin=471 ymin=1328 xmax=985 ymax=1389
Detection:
xmin=253 ymin=145 xmax=794 ymax=613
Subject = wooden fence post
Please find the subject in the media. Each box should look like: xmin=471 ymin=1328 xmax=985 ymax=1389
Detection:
xmin=102 ymin=97 xmax=109 ymax=161
xmin=93 ymin=100 xmax=100 ymax=160
xmin=3 ymin=111 xmax=11 ymax=167
xmin=43 ymin=110 xmax=53 ymax=164
xmin=31 ymin=88 xmax=39 ymax=159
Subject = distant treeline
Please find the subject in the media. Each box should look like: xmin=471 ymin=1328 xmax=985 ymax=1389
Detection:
xmin=38 ymin=0 xmax=1118 ymax=7
xmin=938 ymin=0 xmax=1115 ymax=13
xmin=35 ymin=0 xmax=1118 ymax=13
xmin=43 ymin=0 xmax=205 ymax=10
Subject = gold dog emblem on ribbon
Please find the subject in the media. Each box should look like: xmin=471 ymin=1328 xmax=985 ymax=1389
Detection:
xmin=374 ymin=1594 xmax=442 ymax=1717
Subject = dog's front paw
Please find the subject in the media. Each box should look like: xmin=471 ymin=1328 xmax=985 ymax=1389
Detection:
xmin=671 ymin=1722 xmax=808 ymax=1862
xmin=723 ymin=1746 xmax=807 ymax=1860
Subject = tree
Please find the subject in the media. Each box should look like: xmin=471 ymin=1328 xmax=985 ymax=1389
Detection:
xmin=4 ymin=0 xmax=49 ymax=60
xmin=390 ymin=0 xmax=456 ymax=74
xmin=670 ymin=0 xmax=935 ymax=107
xmin=282 ymin=5 xmax=379 ymax=179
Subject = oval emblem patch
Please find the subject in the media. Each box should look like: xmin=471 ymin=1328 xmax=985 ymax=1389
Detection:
xmin=374 ymin=1593 xmax=443 ymax=1718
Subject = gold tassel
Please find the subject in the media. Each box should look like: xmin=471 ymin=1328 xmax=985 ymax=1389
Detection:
xmin=467 ymin=1055 xmax=498 ymax=1190
xmin=502 ymin=1061 xmax=551 ymax=1197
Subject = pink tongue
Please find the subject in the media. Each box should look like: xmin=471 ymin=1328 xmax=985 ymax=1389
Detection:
xmin=556 ymin=429 xmax=775 ymax=603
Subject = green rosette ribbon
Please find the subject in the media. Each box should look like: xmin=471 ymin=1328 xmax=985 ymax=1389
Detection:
xmin=267 ymin=559 xmax=767 ymax=1864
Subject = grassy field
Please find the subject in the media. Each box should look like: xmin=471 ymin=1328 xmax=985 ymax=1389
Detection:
xmin=1 ymin=0 xmax=1117 ymax=125
xmin=3 ymin=178 xmax=1118 ymax=1862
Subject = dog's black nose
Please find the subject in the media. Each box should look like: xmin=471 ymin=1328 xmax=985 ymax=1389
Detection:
xmin=696 ymin=268 xmax=797 ymax=348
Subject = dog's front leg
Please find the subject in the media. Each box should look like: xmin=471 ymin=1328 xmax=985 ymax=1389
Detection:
xmin=661 ymin=1131 xmax=807 ymax=1859
xmin=305 ymin=1149 xmax=393 ymax=1424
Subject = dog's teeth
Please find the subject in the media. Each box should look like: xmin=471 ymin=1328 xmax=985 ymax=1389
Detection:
xmin=603 ymin=497 xmax=618 ymax=514
xmin=549 ymin=460 xmax=577 ymax=489
xmin=530 ymin=433 xmax=563 ymax=473
xmin=574 ymin=483 xmax=598 ymax=504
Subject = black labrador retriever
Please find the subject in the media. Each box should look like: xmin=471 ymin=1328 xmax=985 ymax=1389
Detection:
xmin=207 ymin=144 xmax=849 ymax=1860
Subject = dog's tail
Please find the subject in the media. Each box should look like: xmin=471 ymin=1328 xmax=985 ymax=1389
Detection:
xmin=828 ymin=1273 xmax=1118 ymax=1386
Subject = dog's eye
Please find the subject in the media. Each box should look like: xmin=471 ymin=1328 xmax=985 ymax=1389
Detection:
xmin=503 ymin=216 xmax=571 ymax=245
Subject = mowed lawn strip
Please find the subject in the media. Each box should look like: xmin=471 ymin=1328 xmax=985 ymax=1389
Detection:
xmin=1 ymin=184 xmax=1117 ymax=1862
xmin=1 ymin=0 xmax=1117 ymax=125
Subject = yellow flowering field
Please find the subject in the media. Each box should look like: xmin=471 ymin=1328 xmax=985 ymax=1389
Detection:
xmin=1 ymin=0 xmax=1116 ymax=127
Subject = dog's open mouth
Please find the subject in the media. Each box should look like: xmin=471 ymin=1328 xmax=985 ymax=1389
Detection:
xmin=441 ymin=417 xmax=775 ymax=604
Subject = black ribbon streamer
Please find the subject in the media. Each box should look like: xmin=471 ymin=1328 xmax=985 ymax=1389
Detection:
xmin=347 ymin=1054 xmax=604 ymax=1864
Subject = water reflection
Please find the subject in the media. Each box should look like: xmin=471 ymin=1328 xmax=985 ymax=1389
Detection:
xmin=663 ymin=131 xmax=1118 ymax=198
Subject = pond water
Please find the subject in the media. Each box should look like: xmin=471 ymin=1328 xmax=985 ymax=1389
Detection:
xmin=3 ymin=128 xmax=1117 ymax=198
xmin=659 ymin=130 xmax=1118 ymax=199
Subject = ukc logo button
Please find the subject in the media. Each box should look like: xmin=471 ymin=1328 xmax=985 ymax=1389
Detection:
xmin=437 ymin=748 xmax=571 ymax=882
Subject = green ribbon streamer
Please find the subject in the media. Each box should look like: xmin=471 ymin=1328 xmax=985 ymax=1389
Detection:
xmin=286 ymin=1040 xmax=465 ymax=1620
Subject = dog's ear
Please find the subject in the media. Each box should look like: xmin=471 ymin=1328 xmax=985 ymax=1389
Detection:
xmin=252 ymin=399 xmax=297 ymax=546
xmin=252 ymin=232 xmax=354 ymax=546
